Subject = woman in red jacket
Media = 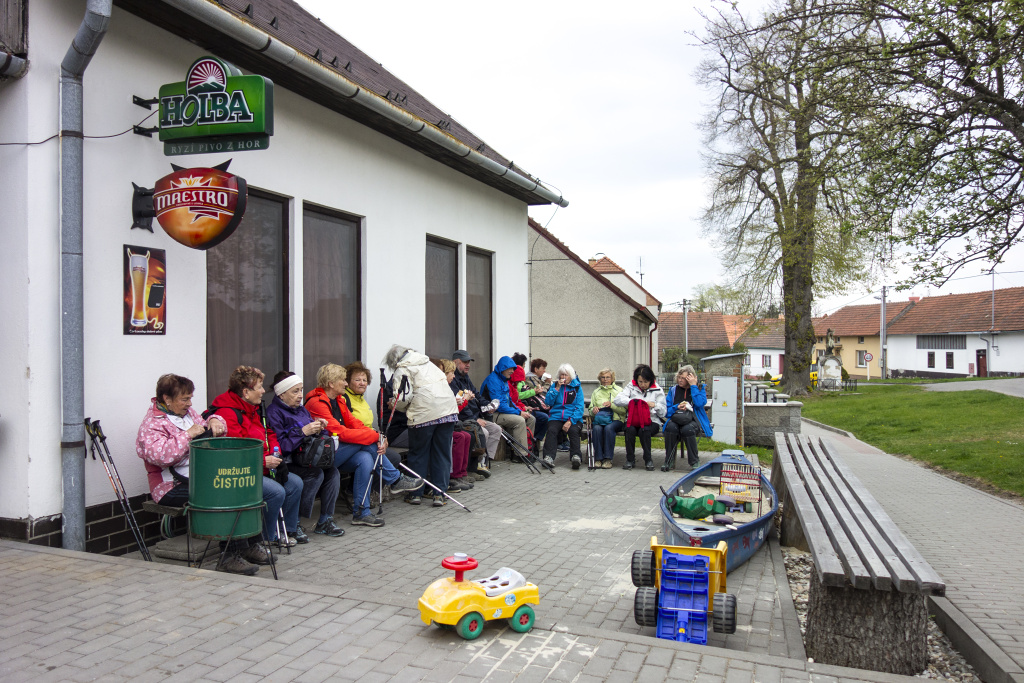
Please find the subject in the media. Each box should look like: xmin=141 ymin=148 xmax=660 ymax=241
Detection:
xmin=304 ymin=363 xmax=421 ymax=526
xmin=208 ymin=365 xmax=304 ymax=552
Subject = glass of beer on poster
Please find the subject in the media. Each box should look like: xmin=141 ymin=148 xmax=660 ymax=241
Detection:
xmin=123 ymin=245 xmax=167 ymax=335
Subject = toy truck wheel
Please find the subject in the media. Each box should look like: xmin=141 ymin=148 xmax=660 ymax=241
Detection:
xmin=457 ymin=611 xmax=485 ymax=640
xmin=633 ymin=587 xmax=658 ymax=627
xmin=508 ymin=604 xmax=535 ymax=633
xmin=712 ymin=593 xmax=737 ymax=634
xmin=631 ymin=549 xmax=655 ymax=587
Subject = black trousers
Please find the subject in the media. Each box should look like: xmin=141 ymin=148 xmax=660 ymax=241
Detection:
xmin=543 ymin=419 xmax=581 ymax=460
xmin=663 ymin=417 xmax=700 ymax=467
xmin=623 ymin=424 xmax=659 ymax=464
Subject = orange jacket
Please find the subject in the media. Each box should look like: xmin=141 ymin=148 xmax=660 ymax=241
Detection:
xmin=303 ymin=387 xmax=379 ymax=446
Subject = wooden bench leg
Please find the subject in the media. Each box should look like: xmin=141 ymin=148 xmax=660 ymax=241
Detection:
xmin=805 ymin=578 xmax=927 ymax=674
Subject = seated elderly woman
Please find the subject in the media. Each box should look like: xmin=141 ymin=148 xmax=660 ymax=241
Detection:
xmin=266 ymin=371 xmax=345 ymax=540
xmin=139 ymin=374 xmax=274 ymax=576
xmin=662 ymin=365 xmax=712 ymax=470
xmin=209 ymin=365 xmax=305 ymax=552
xmin=589 ymin=368 xmax=626 ymax=468
xmin=542 ymin=363 xmax=586 ymax=469
xmin=343 ymin=361 xmax=401 ymax=469
xmin=304 ymin=362 xmax=422 ymax=526
xmin=613 ymin=364 xmax=667 ymax=471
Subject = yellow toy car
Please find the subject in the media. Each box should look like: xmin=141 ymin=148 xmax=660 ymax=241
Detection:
xmin=418 ymin=554 xmax=540 ymax=640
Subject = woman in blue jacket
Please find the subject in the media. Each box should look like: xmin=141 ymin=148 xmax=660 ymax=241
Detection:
xmin=543 ymin=363 xmax=585 ymax=469
xmin=663 ymin=365 xmax=712 ymax=470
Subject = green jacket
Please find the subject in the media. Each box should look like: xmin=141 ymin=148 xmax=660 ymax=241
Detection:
xmin=590 ymin=384 xmax=627 ymax=421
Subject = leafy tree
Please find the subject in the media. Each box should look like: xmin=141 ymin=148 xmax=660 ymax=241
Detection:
xmin=697 ymin=0 xmax=881 ymax=395
xmin=661 ymin=348 xmax=702 ymax=373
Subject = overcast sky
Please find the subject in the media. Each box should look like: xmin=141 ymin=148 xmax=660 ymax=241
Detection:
xmin=297 ymin=0 xmax=1024 ymax=315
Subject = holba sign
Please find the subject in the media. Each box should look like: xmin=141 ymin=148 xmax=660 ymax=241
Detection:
xmin=159 ymin=56 xmax=273 ymax=156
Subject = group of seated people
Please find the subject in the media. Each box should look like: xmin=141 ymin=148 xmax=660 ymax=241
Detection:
xmin=135 ymin=349 xmax=711 ymax=575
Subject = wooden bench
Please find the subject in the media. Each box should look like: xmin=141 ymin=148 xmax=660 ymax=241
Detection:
xmin=771 ymin=432 xmax=945 ymax=675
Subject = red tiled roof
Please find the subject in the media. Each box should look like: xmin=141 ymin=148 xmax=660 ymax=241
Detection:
xmin=887 ymin=287 xmax=1024 ymax=334
xmin=813 ymin=301 xmax=914 ymax=336
xmin=528 ymin=219 xmax=656 ymax=324
xmin=658 ymin=311 xmax=730 ymax=352
xmin=587 ymin=257 xmax=662 ymax=307
xmin=723 ymin=315 xmax=752 ymax=346
xmin=737 ymin=318 xmax=785 ymax=349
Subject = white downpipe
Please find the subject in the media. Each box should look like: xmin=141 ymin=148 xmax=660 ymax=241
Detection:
xmin=161 ymin=0 xmax=568 ymax=207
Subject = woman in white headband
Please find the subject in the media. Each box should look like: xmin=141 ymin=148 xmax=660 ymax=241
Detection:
xmin=265 ymin=370 xmax=345 ymax=540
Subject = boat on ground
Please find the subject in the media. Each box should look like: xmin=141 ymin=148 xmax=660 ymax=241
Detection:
xmin=659 ymin=450 xmax=777 ymax=573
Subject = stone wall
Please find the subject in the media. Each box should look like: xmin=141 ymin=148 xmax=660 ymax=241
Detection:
xmin=744 ymin=401 xmax=803 ymax=447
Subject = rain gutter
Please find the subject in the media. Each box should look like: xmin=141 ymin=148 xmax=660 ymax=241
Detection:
xmin=60 ymin=0 xmax=113 ymax=551
xmin=161 ymin=0 xmax=568 ymax=208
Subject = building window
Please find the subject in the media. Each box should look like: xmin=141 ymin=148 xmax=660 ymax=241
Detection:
xmin=303 ymin=206 xmax=360 ymax=391
xmin=857 ymin=350 xmax=867 ymax=367
xmin=744 ymin=354 xmax=751 ymax=366
xmin=917 ymin=335 xmax=967 ymax=350
xmin=425 ymin=237 xmax=458 ymax=360
xmin=206 ymin=191 xmax=288 ymax=402
xmin=946 ymin=352 xmax=954 ymax=369
xmin=466 ymin=248 xmax=493 ymax=388
xmin=927 ymin=352 xmax=935 ymax=369
xmin=858 ymin=336 xmax=865 ymax=344
xmin=762 ymin=354 xmax=771 ymax=368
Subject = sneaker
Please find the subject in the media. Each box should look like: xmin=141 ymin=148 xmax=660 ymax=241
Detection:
xmin=602 ymin=460 xmax=613 ymax=469
xmin=623 ymin=462 xmax=634 ymax=470
xmin=277 ymin=534 xmax=297 ymax=547
xmin=217 ymin=553 xmax=259 ymax=576
xmin=571 ymin=454 xmax=581 ymax=470
xmin=469 ymin=471 xmax=487 ymax=481
xmin=241 ymin=544 xmax=273 ymax=566
xmin=352 ymin=512 xmax=385 ymax=527
xmin=313 ymin=519 xmax=345 ymax=537
xmin=404 ymin=494 xmax=422 ymax=506
xmin=543 ymin=456 xmax=555 ymax=467
xmin=456 ymin=476 xmax=475 ymax=489
xmin=389 ymin=474 xmax=423 ymax=494
xmin=432 ymin=494 xmax=447 ymax=507
xmin=557 ymin=443 xmax=570 ymax=452
xmin=645 ymin=463 xmax=655 ymax=471
xmin=447 ymin=481 xmax=463 ymax=493
xmin=288 ymin=526 xmax=309 ymax=544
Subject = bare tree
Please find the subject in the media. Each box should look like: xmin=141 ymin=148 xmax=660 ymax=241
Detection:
xmin=698 ymin=0 xmax=878 ymax=395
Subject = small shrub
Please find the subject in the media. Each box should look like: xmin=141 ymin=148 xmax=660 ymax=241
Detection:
xmin=763 ymin=371 xmax=773 ymax=381
xmin=841 ymin=367 xmax=849 ymax=380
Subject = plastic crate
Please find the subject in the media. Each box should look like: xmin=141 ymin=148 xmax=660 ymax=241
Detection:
xmin=656 ymin=551 xmax=710 ymax=644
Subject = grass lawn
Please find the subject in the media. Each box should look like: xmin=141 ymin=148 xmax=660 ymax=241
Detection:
xmin=859 ymin=376 xmax=1020 ymax=384
xmin=800 ymin=384 xmax=1024 ymax=496
xmin=612 ymin=434 xmax=774 ymax=466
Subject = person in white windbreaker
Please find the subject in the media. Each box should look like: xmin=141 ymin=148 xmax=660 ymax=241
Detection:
xmin=613 ymin=364 xmax=667 ymax=471
xmin=384 ymin=344 xmax=459 ymax=507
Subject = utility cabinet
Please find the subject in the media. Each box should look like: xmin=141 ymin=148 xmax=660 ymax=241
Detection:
xmin=710 ymin=377 xmax=738 ymax=445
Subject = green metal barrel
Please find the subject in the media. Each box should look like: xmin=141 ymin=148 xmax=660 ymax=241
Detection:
xmin=188 ymin=437 xmax=264 ymax=539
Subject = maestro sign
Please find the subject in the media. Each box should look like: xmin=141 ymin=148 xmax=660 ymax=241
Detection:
xmin=159 ymin=56 xmax=273 ymax=155
xmin=132 ymin=162 xmax=248 ymax=250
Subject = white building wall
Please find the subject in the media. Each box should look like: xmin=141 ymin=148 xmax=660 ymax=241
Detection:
xmin=889 ymin=333 xmax=1024 ymax=376
xmin=0 ymin=1 xmax=530 ymax=520
xmin=743 ymin=348 xmax=784 ymax=378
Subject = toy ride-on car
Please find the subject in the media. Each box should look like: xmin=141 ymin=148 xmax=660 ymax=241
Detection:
xmin=418 ymin=553 xmax=540 ymax=640
xmin=631 ymin=536 xmax=738 ymax=644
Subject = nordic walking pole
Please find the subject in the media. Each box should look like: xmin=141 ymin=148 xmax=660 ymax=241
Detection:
xmin=84 ymin=419 xmax=152 ymax=561
xmin=362 ymin=373 xmax=409 ymax=511
xmin=586 ymin=417 xmax=595 ymax=471
xmin=498 ymin=430 xmax=539 ymax=473
xmin=396 ymin=462 xmax=470 ymax=512
xmin=89 ymin=419 xmax=151 ymax=560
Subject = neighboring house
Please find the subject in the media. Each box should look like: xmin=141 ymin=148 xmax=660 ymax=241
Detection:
xmin=738 ymin=318 xmax=786 ymax=379
xmin=658 ymin=311 xmax=732 ymax=371
xmin=724 ymin=314 xmax=752 ymax=347
xmin=529 ymin=220 xmax=658 ymax=395
xmin=812 ymin=301 xmax=915 ymax=379
xmin=886 ymin=287 xmax=1024 ymax=378
xmin=1 ymin=0 xmax=565 ymax=549
xmin=588 ymin=256 xmax=662 ymax=357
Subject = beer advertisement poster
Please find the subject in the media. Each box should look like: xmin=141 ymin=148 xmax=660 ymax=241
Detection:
xmin=123 ymin=245 xmax=166 ymax=335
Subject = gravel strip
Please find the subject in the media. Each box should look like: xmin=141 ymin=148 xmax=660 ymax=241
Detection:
xmin=781 ymin=546 xmax=981 ymax=681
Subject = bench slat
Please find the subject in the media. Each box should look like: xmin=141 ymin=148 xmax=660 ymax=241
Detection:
xmin=799 ymin=436 xmax=894 ymax=591
xmin=807 ymin=437 xmax=920 ymax=593
xmin=774 ymin=432 xmax=847 ymax=587
xmin=785 ymin=433 xmax=872 ymax=590
xmin=818 ymin=439 xmax=946 ymax=596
